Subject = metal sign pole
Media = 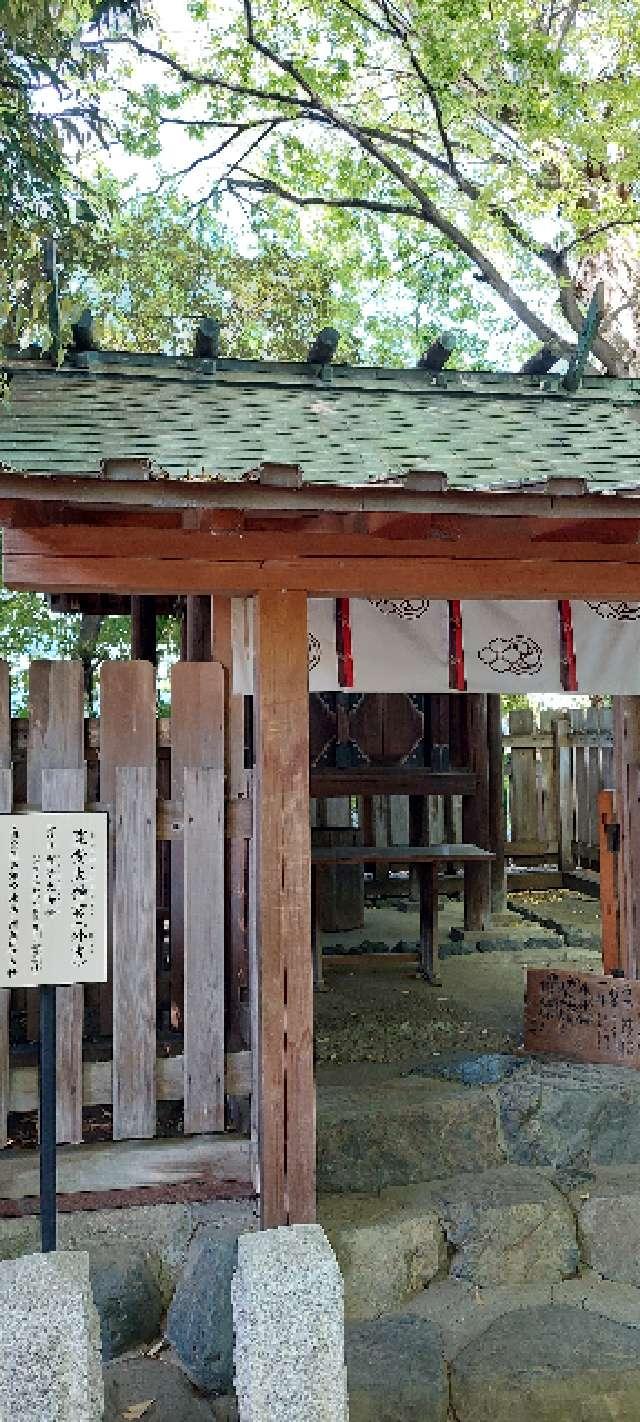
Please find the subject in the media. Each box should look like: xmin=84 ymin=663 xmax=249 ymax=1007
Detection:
xmin=38 ymin=983 xmax=57 ymax=1252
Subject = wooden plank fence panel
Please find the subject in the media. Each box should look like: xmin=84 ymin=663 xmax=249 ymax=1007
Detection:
xmin=170 ymin=661 xmax=225 ymax=1031
xmin=113 ymin=765 xmax=156 ymax=1139
xmin=42 ymin=767 xmax=85 ymax=1145
xmin=184 ymin=766 xmax=225 ymax=1134
xmin=99 ymin=661 xmax=156 ymax=1037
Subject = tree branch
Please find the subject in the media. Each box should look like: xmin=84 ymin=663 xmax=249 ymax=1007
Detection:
xmin=559 ymin=217 xmax=640 ymax=255
xmin=227 ymin=174 xmax=423 ymax=220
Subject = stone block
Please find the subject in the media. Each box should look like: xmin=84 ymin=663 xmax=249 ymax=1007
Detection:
xmin=0 ymin=1250 xmax=103 ymax=1421
xmin=499 ymin=1060 xmax=640 ymax=1171
xmin=0 ymin=1197 xmax=258 ymax=1307
xmin=345 ymin=1315 xmax=448 ymax=1421
xmin=317 ymin=1075 xmax=502 ymax=1193
xmin=416 ymin=1165 xmax=578 ymax=1285
xmin=451 ymin=1305 xmax=640 ymax=1422
xmin=399 ymin=1277 xmax=552 ymax=1360
xmin=166 ymin=1228 xmax=238 ymax=1394
xmin=232 ymin=1225 xmax=347 ymax=1421
xmin=552 ymin=1273 xmax=640 ymax=1328
xmin=576 ymin=1167 xmax=640 ymax=1287
xmin=89 ymin=1242 xmax=164 ymax=1360
xmin=320 ymin=1190 xmax=444 ymax=1318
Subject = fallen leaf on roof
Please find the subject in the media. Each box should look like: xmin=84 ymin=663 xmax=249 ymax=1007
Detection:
xmin=122 ymin=1402 xmax=154 ymax=1420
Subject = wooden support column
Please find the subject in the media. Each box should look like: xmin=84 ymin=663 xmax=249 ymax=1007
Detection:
xmin=599 ymin=788 xmax=620 ymax=974
xmin=186 ymin=596 xmax=213 ymax=662
xmin=615 ymin=697 xmax=640 ymax=979
xmin=212 ymin=597 xmax=251 ymax=1054
xmin=131 ymin=596 xmax=157 ymax=664
xmin=254 ymin=591 xmax=314 ymax=1227
xmin=487 ymin=694 xmax=506 ymax=913
xmin=462 ymin=694 xmax=491 ymax=930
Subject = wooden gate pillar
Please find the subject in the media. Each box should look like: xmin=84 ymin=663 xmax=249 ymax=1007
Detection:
xmin=614 ymin=696 xmax=640 ymax=978
xmin=462 ymin=693 xmax=491 ymax=930
xmin=254 ymin=591 xmax=315 ymax=1227
xmin=487 ymin=694 xmax=506 ymax=912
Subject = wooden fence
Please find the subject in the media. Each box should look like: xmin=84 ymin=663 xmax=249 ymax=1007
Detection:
xmin=0 ymin=658 xmax=251 ymax=1151
xmin=504 ymin=706 xmax=614 ymax=870
xmin=346 ymin=704 xmax=614 ymax=880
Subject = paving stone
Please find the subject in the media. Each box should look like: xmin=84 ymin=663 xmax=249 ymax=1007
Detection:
xmin=451 ymin=1305 xmax=640 ymax=1422
xmin=0 ymin=1251 xmax=103 ymax=1421
xmin=317 ymin=1075 xmax=503 ymax=1193
xmin=346 ymin=1314 xmax=448 ymax=1422
xmin=499 ymin=1060 xmax=640 ymax=1171
xmin=103 ymin=1356 xmax=217 ymax=1420
xmin=551 ymin=1273 xmax=640 ymax=1327
xmin=320 ymin=1190 xmax=444 ymax=1319
xmin=232 ymin=1225 xmax=347 ymax=1421
xmin=398 ymin=1277 xmax=552 ymax=1359
xmin=574 ymin=1167 xmax=640 ymax=1287
xmin=89 ymin=1242 xmax=164 ymax=1361
xmin=410 ymin=1165 xmax=578 ymax=1285
xmin=166 ymin=1230 xmax=238 ymax=1395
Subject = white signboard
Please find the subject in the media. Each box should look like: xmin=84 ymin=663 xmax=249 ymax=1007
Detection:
xmin=0 ymin=814 xmax=108 ymax=988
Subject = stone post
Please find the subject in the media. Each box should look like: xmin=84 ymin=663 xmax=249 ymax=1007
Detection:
xmin=232 ymin=1224 xmax=348 ymax=1421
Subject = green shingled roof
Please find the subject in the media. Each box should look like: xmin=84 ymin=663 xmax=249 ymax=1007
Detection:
xmin=2 ymin=357 xmax=640 ymax=490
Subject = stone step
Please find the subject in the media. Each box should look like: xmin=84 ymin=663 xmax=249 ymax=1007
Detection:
xmin=347 ymin=1300 xmax=640 ymax=1422
xmin=320 ymin=1165 xmax=578 ymax=1319
xmin=317 ymin=1073 xmax=503 ymax=1194
xmin=451 ymin=1306 xmax=640 ymax=1422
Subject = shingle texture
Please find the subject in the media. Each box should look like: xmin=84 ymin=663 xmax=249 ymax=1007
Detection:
xmin=2 ymin=360 xmax=640 ymax=489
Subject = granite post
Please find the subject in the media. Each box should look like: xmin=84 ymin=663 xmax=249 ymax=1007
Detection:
xmin=0 ymin=1251 xmax=103 ymax=1421
xmin=232 ymin=1224 xmax=348 ymax=1421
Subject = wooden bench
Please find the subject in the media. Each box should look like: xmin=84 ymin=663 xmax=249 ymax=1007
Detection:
xmin=311 ymin=843 xmax=494 ymax=986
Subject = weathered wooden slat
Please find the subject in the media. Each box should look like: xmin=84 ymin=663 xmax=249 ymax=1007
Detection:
xmin=0 ymin=1134 xmax=252 ymax=1201
xmin=26 ymin=661 xmax=84 ymax=1044
xmin=553 ymin=714 xmax=574 ymax=873
xmin=170 ymin=661 xmax=225 ymax=1030
xmin=27 ymin=661 xmax=84 ymax=806
xmin=99 ymin=660 xmax=156 ymax=1036
xmin=42 ymin=767 xmax=85 ymax=1145
xmin=183 ymin=767 xmax=225 ymax=1134
xmin=509 ymin=707 xmax=539 ymax=849
xmin=113 ymin=765 xmax=156 ymax=1140
xmin=8 ymin=1050 xmax=251 ymax=1114
xmin=255 ymin=591 xmax=314 ymax=1226
xmin=574 ymin=742 xmax=589 ymax=865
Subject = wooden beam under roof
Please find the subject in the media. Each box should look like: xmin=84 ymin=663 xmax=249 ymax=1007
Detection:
xmin=3 ymin=471 xmax=640 ymax=520
xmin=7 ymin=525 xmax=640 ymax=564
xmin=6 ymin=550 xmax=640 ymax=598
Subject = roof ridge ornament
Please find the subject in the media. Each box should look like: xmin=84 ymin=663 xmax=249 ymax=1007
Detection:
xmin=562 ymin=282 xmax=606 ymax=393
